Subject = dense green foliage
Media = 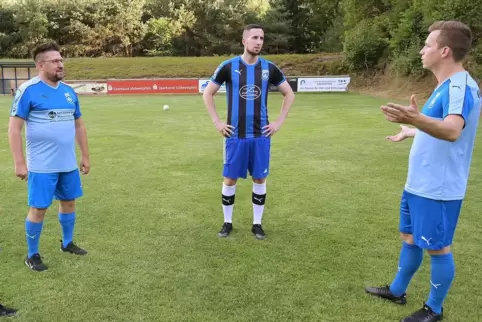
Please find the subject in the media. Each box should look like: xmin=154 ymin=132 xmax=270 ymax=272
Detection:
xmin=341 ymin=0 xmax=482 ymax=78
xmin=0 ymin=0 xmax=480 ymax=78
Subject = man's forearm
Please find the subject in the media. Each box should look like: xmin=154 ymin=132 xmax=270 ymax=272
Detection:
xmin=412 ymin=114 xmax=459 ymax=141
xmin=275 ymin=93 xmax=295 ymax=123
xmin=203 ymin=94 xmax=221 ymax=124
xmin=76 ymin=126 xmax=89 ymax=158
xmin=8 ymin=128 xmax=26 ymax=166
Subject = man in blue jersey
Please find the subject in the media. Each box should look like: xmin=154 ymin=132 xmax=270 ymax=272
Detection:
xmin=366 ymin=21 xmax=481 ymax=321
xmin=203 ymin=24 xmax=295 ymax=240
xmin=8 ymin=42 xmax=90 ymax=272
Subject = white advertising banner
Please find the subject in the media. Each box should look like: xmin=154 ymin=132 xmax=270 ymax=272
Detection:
xmin=67 ymin=82 xmax=108 ymax=95
xmin=297 ymin=77 xmax=350 ymax=92
xmin=198 ymin=79 xmax=226 ymax=93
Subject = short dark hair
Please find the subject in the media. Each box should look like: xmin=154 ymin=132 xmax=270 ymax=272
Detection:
xmin=244 ymin=24 xmax=264 ymax=32
xmin=428 ymin=21 xmax=472 ymax=62
xmin=32 ymin=42 xmax=61 ymax=62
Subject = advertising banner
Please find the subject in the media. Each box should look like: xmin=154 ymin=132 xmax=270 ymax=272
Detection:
xmin=64 ymin=76 xmax=349 ymax=95
xmin=198 ymin=79 xmax=227 ymax=93
xmin=199 ymin=77 xmax=298 ymax=93
xmin=297 ymin=76 xmax=350 ymax=92
xmin=107 ymin=79 xmax=198 ymax=94
xmin=268 ymin=77 xmax=298 ymax=92
xmin=66 ymin=81 xmax=108 ymax=95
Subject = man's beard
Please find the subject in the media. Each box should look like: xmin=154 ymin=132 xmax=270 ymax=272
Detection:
xmin=48 ymin=71 xmax=64 ymax=82
xmin=246 ymin=48 xmax=260 ymax=56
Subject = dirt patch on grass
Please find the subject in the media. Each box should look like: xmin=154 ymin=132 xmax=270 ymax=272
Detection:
xmin=348 ymin=66 xmax=438 ymax=102
xmin=312 ymin=55 xmax=344 ymax=62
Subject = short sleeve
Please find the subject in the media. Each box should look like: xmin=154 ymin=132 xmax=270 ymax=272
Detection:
xmin=443 ymin=84 xmax=473 ymax=123
xmin=73 ymin=91 xmax=82 ymax=119
xmin=10 ymin=87 xmax=31 ymax=119
xmin=210 ymin=63 xmax=230 ymax=85
xmin=269 ymin=63 xmax=286 ymax=86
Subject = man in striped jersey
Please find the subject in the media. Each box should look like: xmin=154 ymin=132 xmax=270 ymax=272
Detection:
xmin=203 ymin=24 xmax=295 ymax=240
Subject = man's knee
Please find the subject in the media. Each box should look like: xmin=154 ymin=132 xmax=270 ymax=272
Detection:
xmin=428 ymin=246 xmax=451 ymax=255
xmin=252 ymin=178 xmax=266 ymax=184
xmin=400 ymin=233 xmax=414 ymax=245
xmin=28 ymin=207 xmax=48 ymax=222
xmin=59 ymin=200 xmax=76 ymax=213
xmin=223 ymin=177 xmax=237 ymax=186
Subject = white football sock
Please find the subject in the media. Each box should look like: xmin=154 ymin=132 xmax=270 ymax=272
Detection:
xmin=252 ymin=182 xmax=266 ymax=225
xmin=222 ymin=183 xmax=236 ymax=223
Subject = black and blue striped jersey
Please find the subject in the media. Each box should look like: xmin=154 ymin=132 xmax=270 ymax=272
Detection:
xmin=210 ymin=56 xmax=286 ymax=139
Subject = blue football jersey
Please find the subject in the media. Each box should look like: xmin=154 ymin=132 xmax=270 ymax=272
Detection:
xmin=210 ymin=56 xmax=286 ymax=139
xmin=405 ymin=71 xmax=481 ymax=200
xmin=10 ymin=77 xmax=82 ymax=173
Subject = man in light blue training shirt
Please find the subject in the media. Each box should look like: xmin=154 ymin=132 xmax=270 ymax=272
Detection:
xmin=8 ymin=42 xmax=91 ymax=272
xmin=366 ymin=21 xmax=481 ymax=321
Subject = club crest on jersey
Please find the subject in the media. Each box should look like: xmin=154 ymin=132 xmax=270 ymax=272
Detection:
xmin=65 ymin=92 xmax=74 ymax=104
xmin=262 ymin=69 xmax=269 ymax=81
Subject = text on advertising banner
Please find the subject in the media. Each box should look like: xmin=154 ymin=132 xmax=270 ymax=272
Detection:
xmin=107 ymin=79 xmax=199 ymax=94
xmin=297 ymin=76 xmax=350 ymax=92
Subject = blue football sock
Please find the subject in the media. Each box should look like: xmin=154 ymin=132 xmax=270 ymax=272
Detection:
xmin=26 ymin=220 xmax=44 ymax=258
xmin=389 ymin=242 xmax=424 ymax=296
xmin=58 ymin=212 xmax=76 ymax=248
xmin=426 ymin=253 xmax=455 ymax=314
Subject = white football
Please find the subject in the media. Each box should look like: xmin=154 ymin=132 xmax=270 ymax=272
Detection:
xmin=163 ymin=105 xmax=169 ymax=111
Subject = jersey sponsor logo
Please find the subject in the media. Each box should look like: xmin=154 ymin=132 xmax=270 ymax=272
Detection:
xmin=46 ymin=110 xmax=75 ymax=122
xmin=239 ymin=85 xmax=261 ymax=100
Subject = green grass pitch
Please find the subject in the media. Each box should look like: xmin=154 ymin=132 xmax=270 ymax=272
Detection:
xmin=1 ymin=93 xmax=481 ymax=321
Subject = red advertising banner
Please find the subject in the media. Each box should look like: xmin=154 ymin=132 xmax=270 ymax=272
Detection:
xmin=107 ymin=79 xmax=198 ymax=94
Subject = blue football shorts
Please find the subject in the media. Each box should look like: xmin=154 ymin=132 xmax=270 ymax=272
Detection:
xmin=399 ymin=190 xmax=463 ymax=250
xmin=223 ymin=136 xmax=271 ymax=180
xmin=27 ymin=169 xmax=83 ymax=208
